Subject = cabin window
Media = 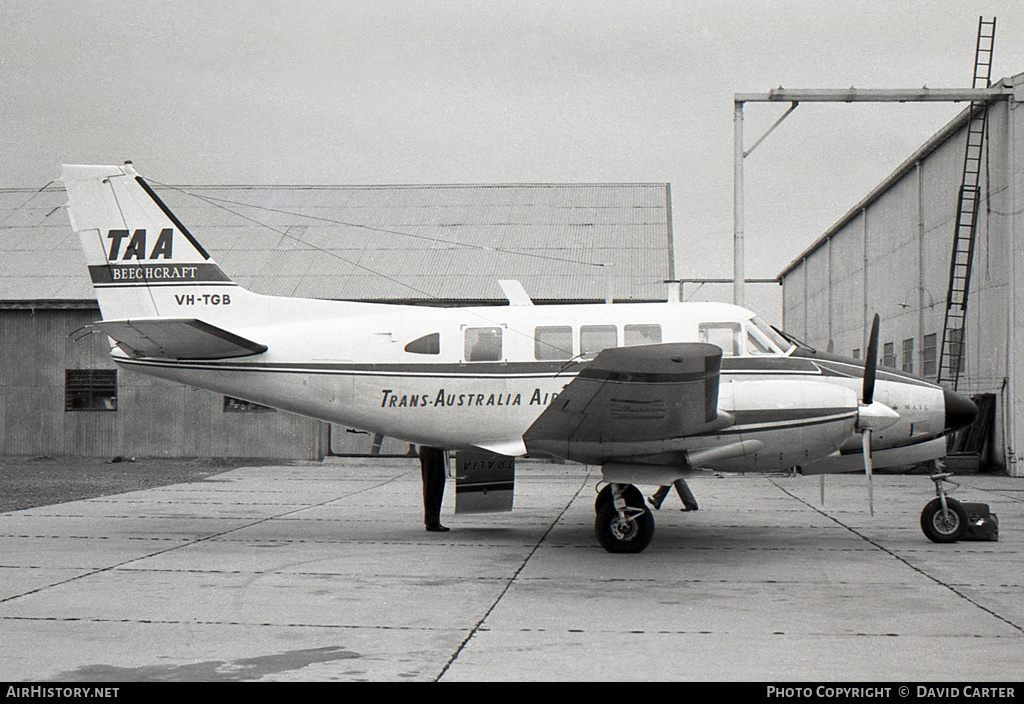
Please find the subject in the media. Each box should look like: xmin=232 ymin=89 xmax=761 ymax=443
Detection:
xmin=65 ymin=369 xmax=117 ymax=411
xmin=624 ymin=324 xmax=662 ymax=346
xmin=580 ymin=325 xmax=617 ymax=355
xmin=698 ymin=322 xmax=742 ymax=356
xmin=224 ymin=396 xmax=276 ymax=413
xmin=534 ymin=326 xmax=573 ymax=360
xmin=405 ymin=332 xmax=441 ymax=355
xmin=465 ymin=327 xmax=502 ymax=361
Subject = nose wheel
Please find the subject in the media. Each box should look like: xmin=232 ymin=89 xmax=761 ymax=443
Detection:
xmin=921 ymin=472 xmax=968 ymax=543
xmin=594 ymin=483 xmax=654 ymax=553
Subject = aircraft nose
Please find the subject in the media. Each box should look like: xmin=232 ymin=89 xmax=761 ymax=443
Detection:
xmin=944 ymin=388 xmax=977 ymax=433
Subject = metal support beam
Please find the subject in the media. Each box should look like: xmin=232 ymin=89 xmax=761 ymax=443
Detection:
xmin=732 ymin=84 xmax=1016 ymax=310
xmin=736 ymin=87 xmax=1014 ymax=104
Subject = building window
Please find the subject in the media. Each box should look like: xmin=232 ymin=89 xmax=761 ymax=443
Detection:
xmin=902 ymin=338 xmax=914 ymax=374
xmin=882 ymin=342 xmax=895 ymax=368
xmin=580 ymin=325 xmax=617 ymax=356
xmin=224 ymin=396 xmax=276 ymax=413
xmin=852 ymin=348 xmax=861 ymax=360
xmin=922 ymin=333 xmax=937 ymax=378
xmin=465 ymin=327 xmax=502 ymax=361
xmin=65 ymin=369 xmax=117 ymax=411
xmin=534 ymin=326 xmax=572 ymax=360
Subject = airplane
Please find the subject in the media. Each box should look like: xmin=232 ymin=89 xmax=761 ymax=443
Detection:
xmin=61 ymin=163 xmax=979 ymax=553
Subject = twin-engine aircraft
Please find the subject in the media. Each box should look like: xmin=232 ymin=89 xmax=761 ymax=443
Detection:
xmin=62 ymin=163 xmax=978 ymax=552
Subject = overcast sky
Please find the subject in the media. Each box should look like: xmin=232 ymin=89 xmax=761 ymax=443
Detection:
xmin=2 ymin=1 xmax=1022 ymax=316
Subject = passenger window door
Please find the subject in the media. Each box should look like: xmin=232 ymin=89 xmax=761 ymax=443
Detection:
xmin=464 ymin=327 xmax=503 ymax=362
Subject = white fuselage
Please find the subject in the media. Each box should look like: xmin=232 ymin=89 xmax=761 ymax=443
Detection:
xmin=111 ymin=295 xmax=948 ymax=473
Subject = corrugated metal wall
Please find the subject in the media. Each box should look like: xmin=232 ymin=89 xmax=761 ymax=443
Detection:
xmin=780 ymin=87 xmax=1021 ymax=474
xmin=1 ymin=309 xmax=322 ymax=459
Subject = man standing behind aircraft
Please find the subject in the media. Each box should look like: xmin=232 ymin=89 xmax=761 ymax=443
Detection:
xmin=419 ymin=447 xmax=450 ymax=532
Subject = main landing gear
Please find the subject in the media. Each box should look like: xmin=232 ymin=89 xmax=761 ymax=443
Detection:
xmin=920 ymin=472 xmax=968 ymax=543
xmin=594 ymin=484 xmax=655 ymax=553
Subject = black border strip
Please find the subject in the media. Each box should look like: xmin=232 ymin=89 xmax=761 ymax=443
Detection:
xmin=135 ymin=176 xmax=211 ymax=260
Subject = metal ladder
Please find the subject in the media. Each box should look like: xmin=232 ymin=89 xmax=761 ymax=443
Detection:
xmin=937 ymin=17 xmax=996 ymax=389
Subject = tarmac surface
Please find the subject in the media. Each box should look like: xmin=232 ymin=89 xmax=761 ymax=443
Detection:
xmin=0 ymin=457 xmax=1021 ymax=682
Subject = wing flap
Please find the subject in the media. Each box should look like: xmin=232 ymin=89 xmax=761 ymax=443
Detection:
xmin=92 ymin=318 xmax=267 ymax=360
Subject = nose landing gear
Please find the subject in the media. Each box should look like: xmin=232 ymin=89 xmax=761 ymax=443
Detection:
xmin=920 ymin=472 xmax=968 ymax=543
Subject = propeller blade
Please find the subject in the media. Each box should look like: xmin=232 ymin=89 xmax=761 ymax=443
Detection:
xmin=862 ymin=428 xmax=874 ymax=517
xmin=863 ymin=313 xmax=880 ymax=405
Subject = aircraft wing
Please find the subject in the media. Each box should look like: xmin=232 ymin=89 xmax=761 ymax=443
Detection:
xmin=92 ymin=318 xmax=268 ymax=360
xmin=523 ymin=342 xmax=728 ymax=464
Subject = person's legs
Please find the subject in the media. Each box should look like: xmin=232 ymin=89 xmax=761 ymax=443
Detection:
xmin=420 ymin=446 xmax=449 ymax=531
xmin=674 ymin=479 xmax=698 ymax=511
xmin=648 ymin=485 xmax=670 ymax=510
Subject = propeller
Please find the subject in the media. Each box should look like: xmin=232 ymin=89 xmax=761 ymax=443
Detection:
xmin=863 ymin=314 xmax=879 ymax=407
xmin=862 ymin=314 xmax=879 ymax=516
xmin=857 ymin=314 xmax=906 ymax=516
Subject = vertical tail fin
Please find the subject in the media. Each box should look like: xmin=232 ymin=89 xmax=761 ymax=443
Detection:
xmin=62 ymin=163 xmax=240 ymax=321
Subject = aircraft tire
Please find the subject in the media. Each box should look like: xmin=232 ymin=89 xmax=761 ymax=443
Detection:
xmin=595 ymin=500 xmax=655 ymax=553
xmin=594 ymin=483 xmax=645 ymax=513
xmin=920 ymin=497 xmax=968 ymax=543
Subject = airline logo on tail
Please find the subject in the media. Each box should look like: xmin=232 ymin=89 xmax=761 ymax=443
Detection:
xmin=91 ymin=227 xmax=224 ymax=285
xmin=90 ymin=227 xmax=231 ymax=286
xmin=106 ymin=228 xmax=175 ymax=260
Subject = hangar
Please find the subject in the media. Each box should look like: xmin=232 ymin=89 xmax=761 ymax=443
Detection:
xmin=0 ymin=180 xmax=673 ymax=460
xmin=778 ymin=71 xmax=1024 ymax=477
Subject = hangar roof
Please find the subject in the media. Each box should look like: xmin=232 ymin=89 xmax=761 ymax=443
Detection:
xmin=0 ymin=180 xmax=673 ymax=307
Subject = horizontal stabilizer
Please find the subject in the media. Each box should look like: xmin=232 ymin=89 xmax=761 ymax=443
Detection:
xmin=92 ymin=318 xmax=267 ymax=360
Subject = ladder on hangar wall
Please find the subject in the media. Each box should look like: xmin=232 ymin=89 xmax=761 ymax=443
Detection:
xmin=937 ymin=17 xmax=996 ymax=389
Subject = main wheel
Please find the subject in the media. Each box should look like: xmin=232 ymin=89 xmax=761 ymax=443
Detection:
xmin=594 ymin=483 xmax=645 ymax=513
xmin=920 ymin=497 xmax=968 ymax=543
xmin=595 ymin=499 xmax=655 ymax=553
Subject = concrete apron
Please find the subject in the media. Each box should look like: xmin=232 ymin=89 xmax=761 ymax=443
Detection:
xmin=0 ymin=459 xmax=1021 ymax=681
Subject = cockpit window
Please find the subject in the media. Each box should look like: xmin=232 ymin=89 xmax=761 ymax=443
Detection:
xmin=745 ymin=326 xmax=774 ymax=355
xmin=750 ymin=317 xmax=795 ymax=354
